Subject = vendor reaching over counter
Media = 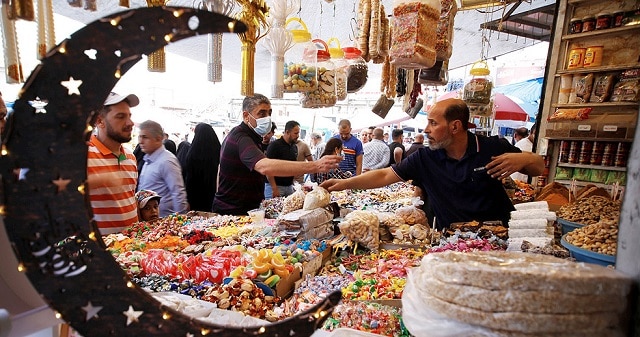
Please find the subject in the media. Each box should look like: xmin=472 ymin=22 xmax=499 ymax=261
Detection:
xmin=321 ymin=98 xmax=544 ymax=230
xmin=212 ymin=93 xmax=343 ymax=216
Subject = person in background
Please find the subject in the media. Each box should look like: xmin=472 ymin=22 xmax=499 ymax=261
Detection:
xmin=310 ymin=132 xmax=325 ymax=161
xmin=511 ymin=123 xmax=537 ymax=182
xmin=163 ymin=139 xmax=177 ymax=155
xmin=334 ymin=119 xmax=363 ymax=176
xmin=388 ymin=128 xmax=406 ymax=166
xmin=87 ymin=92 xmax=139 ymax=234
xmin=362 ymin=127 xmax=390 ymax=171
xmin=137 ymin=120 xmax=188 ymax=217
xmin=359 ymin=129 xmax=370 ymax=144
xmin=212 ymin=94 xmax=342 ymax=215
xmin=294 ymin=137 xmax=313 ymax=184
xmin=313 ymin=138 xmax=352 ymax=184
xmin=135 ymin=189 xmax=161 ymax=222
xmin=383 ymin=132 xmax=389 ymax=143
xmin=183 ymin=123 xmax=221 ymax=212
xmin=176 ymin=140 xmax=191 ymax=179
xmin=512 ymin=127 xmax=529 ymax=145
xmin=265 ymin=120 xmax=301 ymax=198
xmin=0 ymin=92 xmax=7 ymax=136
xmin=321 ymin=98 xmax=544 ymax=230
xmin=405 ymin=133 xmax=426 ymax=157
xmin=261 ymin=122 xmax=277 ymax=152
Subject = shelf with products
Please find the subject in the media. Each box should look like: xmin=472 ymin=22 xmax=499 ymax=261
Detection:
xmin=557 ymin=162 xmax=627 ymax=172
xmin=554 ymin=180 xmax=624 ymax=189
xmin=552 ymin=102 xmax=639 ymax=108
xmin=556 ymin=63 xmax=640 ymax=75
xmin=561 ymin=24 xmax=640 ymax=41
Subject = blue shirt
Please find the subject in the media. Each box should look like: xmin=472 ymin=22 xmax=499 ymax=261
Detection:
xmin=393 ymin=131 xmax=521 ymax=229
xmin=333 ymin=134 xmax=363 ymax=176
xmin=138 ymin=146 xmax=188 ymax=217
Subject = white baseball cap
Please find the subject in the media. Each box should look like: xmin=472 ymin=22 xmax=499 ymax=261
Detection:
xmin=104 ymin=92 xmax=140 ymax=107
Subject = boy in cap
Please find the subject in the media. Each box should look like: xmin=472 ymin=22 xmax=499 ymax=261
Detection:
xmin=135 ymin=190 xmax=161 ymax=222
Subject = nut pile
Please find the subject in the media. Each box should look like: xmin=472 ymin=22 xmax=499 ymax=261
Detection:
xmin=301 ymin=67 xmax=337 ymax=108
xmin=557 ymin=196 xmax=621 ymax=225
xmin=565 ymin=219 xmax=618 ymax=256
xmin=201 ymin=278 xmax=280 ymax=320
xmin=338 ymin=210 xmax=380 ymax=251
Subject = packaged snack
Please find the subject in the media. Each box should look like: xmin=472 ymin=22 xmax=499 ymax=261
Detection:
xmin=338 ymin=210 xmax=380 ymax=251
xmin=303 ymin=186 xmax=331 ymax=210
xmin=589 ymin=73 xmax=615 ymax=103
xmin=548 ymin=108 xmax=591 ymax=122
xmin=569 ymin=73 xmax=594 ymax=103
xmin=554 ymin=167 xmax=573 ymax=180
xmin=572 ymin=168 xmax=591 ymax=181
xmin=282 ymin=188 xmax=305 ymax=214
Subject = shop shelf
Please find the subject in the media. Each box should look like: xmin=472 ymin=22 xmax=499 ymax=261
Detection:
xmin=561 ymin=24 xmax=640 ymax=41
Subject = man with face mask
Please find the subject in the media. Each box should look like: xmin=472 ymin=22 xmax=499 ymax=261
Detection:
xmin=87 ymin=92 xmax=140 ymax=234
xmin=321 ymin=99 xmax=544 ymax=230
xmin=212 ymin=94 xmax=343 ymax=215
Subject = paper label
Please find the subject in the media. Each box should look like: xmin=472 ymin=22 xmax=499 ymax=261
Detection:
xmin=602 ymin=125 xmax=618 ymax=132
xmin=577 ymin=125 xmax=591 ymax=131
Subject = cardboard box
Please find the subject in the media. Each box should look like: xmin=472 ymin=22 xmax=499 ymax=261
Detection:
xmin=255 ymin=266 xmax=302 ymax=299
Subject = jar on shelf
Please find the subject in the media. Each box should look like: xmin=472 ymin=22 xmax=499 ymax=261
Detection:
xmin=327 ymin=38 xmax=348 ymax=101
xmin=569 ymin=17 xmax=583 ymax=34
xmin=343 ymin=46 xmax=368 ymax=93
xmin=283 ymin=18 xmax=317 ymax=93
xmin=300 ymin=39 xmax=337 ymax=109
xmin=613 ymin=11 xmax=625 ymax=27
xmin=463 ymin=60 xmax=493 ymax=105
xmin=581 ymin=15 xmax=596 ymax=32
xmin=595 ymin=12 xmax=612 ymax=30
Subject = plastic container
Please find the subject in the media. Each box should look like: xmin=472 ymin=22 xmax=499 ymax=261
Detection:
xmin=343 ymin=47 xmax=368 ymax=93
xmin=463 ymin=60 xmax=493 ymax=105
xmin=301 ymin=39 xmax=336 ymax=109
xmin=389 ymin=0 xmax=440 ymax=69
xmin=283 ymin=18 xmax=317 ymax=93
xmin=583 ymin=46 xmax=603 ymax=68
xmin=613 ymin=11 xmax=625 ymax=27
xmin=327 ymin=38 xmax=348 ymax=101
xmin=558 ymin=218 xmax=586 ymax=235
xmin=561 ymin=234 xmax=615 ymax=267
xmin=567 ymin=47 xmax=586 ymax=69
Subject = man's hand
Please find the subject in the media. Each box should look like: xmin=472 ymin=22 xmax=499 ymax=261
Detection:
xmin=320 ymin=178 xmax=347 ymax=192
xmin=485 ymin=153 xmax=527 ymax=179
xmin=315 ymin=155 xmax=343 ymax=173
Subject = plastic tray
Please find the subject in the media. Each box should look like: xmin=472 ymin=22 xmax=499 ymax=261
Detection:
xmin=557 ymin=218 xmax=586 ymax=235
xmin=560 ymin=234 xmax=616 ymax=267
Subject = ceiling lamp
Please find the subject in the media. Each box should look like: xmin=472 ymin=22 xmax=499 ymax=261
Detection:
xmin=457 ymin=0 xmax=520 ymax=11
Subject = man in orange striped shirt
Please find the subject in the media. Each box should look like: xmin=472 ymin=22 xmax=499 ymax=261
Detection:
xmin=88 ymin=92 xmax=140 ymax=234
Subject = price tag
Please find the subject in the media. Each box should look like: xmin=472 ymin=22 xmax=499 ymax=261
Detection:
xmin=577 ymin=125 xmax=591 ymax=131
xmin=602 ymin=125 xmax=618 ymax=132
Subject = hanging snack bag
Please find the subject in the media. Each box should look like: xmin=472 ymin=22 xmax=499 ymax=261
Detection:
xmin=435 ymin=0 xmax=457 ymax=61
xmin=389 ymin=0 xmax=440 ymax=69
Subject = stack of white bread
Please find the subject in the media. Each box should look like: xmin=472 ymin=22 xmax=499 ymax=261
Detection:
xmin=507 ymin=201 xmax=555 ymax=251
xmin=402 ymin=251 xmax=632 ymax=337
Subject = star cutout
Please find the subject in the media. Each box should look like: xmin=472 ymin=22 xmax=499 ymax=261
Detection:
xmin=84 ymin=49 xmax=97 ymax=60
xmin=123 ymin=305 xmax=143 ymax=326
xmin=186 ymin=333 xmax=194 ymax=337
xmin=52 ymin=177 xmax=71 ymax=192
xmin=60 ymin=76 xmax=82 ymax=95
xmin=30 ymin=98 xmax=49 ymax=114
xmin=82 ymin=301 xmax=103 ymax=321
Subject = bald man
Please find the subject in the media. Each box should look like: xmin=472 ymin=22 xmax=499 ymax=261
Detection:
xmin=405 ymin=133 xmax=426 ymax=157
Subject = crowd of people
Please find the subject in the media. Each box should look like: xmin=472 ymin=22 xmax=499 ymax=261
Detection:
xmin=85 ymin=92 xmax=541 ymax=234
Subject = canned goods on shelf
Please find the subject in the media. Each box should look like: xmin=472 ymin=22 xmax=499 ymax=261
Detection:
xmin=583 ymin=46 xmax=603 ymax=68
xmin=595 ymin=12 xmax=612 ymax=30
xmin=559 ymin=140 xmax=570 ymax=163
xmin=568 ymin=140 xmax=581 ymax=164
xmin=567 ymin=48 xmax=586 ymax=69
xmin=582 ymin=16 xmax=596 ymax=32
xmin=615 ymin=142 xmax=629 ymax=167
xmin=590 ymin=141 xmax=605 ymax=165
xmin=578 ymin=141 xmax=593 ymax=165
xmin=602 ymin=142 xmax=616 ymax=166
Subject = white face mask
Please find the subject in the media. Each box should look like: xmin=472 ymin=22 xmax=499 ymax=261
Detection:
xmin=249 ymin=114 xmax=272 ymax=137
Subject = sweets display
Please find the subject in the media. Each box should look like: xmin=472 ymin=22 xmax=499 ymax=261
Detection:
xmin=389 ymin=1 xmax=440 ymax=69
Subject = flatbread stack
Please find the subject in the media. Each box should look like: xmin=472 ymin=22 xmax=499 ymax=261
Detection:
xmin=403 ymin=251 xmax=632 ymax=336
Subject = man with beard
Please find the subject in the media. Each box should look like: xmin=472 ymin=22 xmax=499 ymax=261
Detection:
xmin=334 ymin=119 xmax=363 ymax=176
xmin=321 ymin=99 xmax=544 ymax=230
xmin=87 ymin=92 xmax=140 ymax=234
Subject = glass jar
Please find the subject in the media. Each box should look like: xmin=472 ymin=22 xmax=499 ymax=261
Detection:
xmin=613 ymin=11 xmax=625 ymax=27
xmin=463 ymin=60 xmax=493 ymax=105
xmin=301 ymin=40 xmax=336 ymax=108
xmin=327 ymin=38 xmax=348 ymax=101
xmin=283 ymin=18 xmax=317 ymax=93
xmin=343 ymin=47 xmax=368 ymax=93
xmin=596 ymin=12 xmax=612 ymax=30
xmin=581 ymin=15 xmax=596 ymax=32
xmin=569 ymin=18 xmax=583 ymax=34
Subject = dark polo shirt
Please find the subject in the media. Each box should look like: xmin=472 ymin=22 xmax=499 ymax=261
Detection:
xmin=393 ymin=131 xmax=521 ymax=229
xmin=265 ymin=137 xmax=297 ymax=186
xmin=212 ymin=122 xmax=266 ymax=215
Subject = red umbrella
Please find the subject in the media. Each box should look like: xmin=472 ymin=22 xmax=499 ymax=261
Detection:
xmin=432 ymin=91 xmax=529 ymax=121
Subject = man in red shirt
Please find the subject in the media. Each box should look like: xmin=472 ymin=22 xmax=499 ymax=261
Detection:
xmin=87 ymin=92 xmax=139 ymax=234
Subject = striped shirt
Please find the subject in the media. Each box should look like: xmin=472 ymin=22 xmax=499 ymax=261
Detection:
xmin=333 ymin=134 xmax=363 ymax=176
xmin=87 ymin=135 xmax=138 ymax=234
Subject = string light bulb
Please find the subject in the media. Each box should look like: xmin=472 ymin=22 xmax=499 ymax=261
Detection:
xmin=126 ymin=281 xmax=134 ymax=288
xmin=172 ymin=9 xmax=183 ymax=17
xmin=17 ymin=263 xmax=26 ymax=272
xmin=258 ymin=327 xmax=266 ymax=333
xmin=88 ymin=231 xmax=97 ymax=241
xmin=77 ymin=184 xmax=85 ymax=194
xmin=200 ymin=328 xmax=210 ymax=335
xmin=0 ymin=205 xmax=5 ymax=215
xmin=228 ymin=22 xmax=235 ymax=31
xmin=1 ymin=145 xmax=8 ymax=156
xmin=86 ymin=125 xmax=93 ymax=132
xmin=55 ymin=312 xmax=62 ymax=319
xmin=162 ymin=312 xmax=171 ymax=320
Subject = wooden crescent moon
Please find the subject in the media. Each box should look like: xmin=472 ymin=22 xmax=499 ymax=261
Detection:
xmin=0 ymin=6 xmax=341 ymax=336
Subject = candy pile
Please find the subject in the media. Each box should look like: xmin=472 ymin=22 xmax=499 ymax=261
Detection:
xmin=322 ymin=301 xmax=411 ymax=337
xmin=428 ymin=237 xmax=506 ymax=253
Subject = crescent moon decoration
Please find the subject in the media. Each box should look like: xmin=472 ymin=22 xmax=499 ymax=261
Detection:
xmin=0 ymin=6 xmax=341 ymax=337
